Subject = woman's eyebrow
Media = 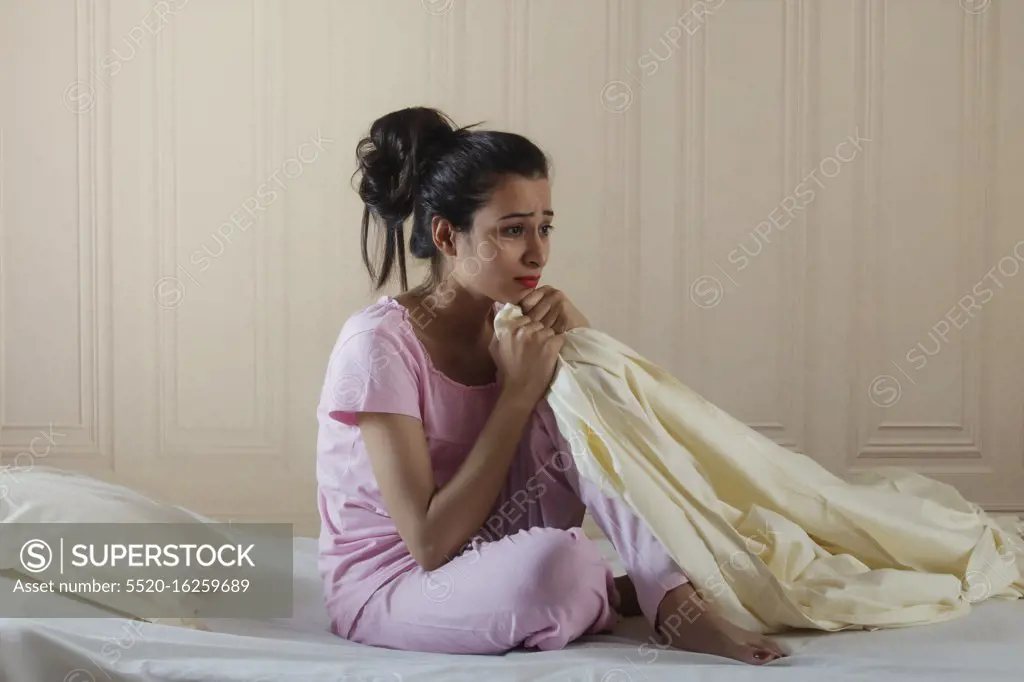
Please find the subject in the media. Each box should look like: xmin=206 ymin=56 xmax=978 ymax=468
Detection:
xmin=497 ymin=210 xmax=555 ymax=220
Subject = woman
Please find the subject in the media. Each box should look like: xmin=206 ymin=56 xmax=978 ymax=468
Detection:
xmin=316 ymin=106 xmax=787 ymax=664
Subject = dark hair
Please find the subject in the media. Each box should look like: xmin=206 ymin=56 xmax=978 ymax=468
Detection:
xmin=352 ymin=107 xmax=550 ymax=293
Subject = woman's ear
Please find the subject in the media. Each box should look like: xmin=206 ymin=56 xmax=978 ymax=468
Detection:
xmin=431 ymin=215 xmax=458 ymax=257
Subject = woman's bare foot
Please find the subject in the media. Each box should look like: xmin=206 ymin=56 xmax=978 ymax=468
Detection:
xmin=611 ymin=575 xmax=643 ymax=618
xmin=655 ymin=583 xmax=788 ymax=665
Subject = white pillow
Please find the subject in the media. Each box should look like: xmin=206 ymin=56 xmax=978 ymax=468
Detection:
xmin=0 ymin=466 xmax=223 ymax=628
xmin=0 ymin=465 xmax=203 ymax=525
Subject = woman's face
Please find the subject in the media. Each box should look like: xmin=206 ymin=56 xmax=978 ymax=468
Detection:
xmin=451 ymin=175 xmax=553 ymax=304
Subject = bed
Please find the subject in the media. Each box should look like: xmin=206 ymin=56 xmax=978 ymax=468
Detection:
xmin=1 ymin=535 xmax=1022 ymax=682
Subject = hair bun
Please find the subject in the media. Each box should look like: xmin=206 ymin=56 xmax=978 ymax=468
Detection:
xmin=354 ymin=107 xmax=458 ymax=228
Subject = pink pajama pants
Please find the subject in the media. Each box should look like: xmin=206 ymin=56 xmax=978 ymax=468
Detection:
xmin=347 ymin=436 xmax=689 ymax=655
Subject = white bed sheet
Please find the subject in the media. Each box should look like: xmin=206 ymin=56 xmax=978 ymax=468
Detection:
xmin=1 ymin=537 xmax=1022 ymax=682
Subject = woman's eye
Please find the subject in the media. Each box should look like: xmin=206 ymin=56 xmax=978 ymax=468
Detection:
xmin=501 ymin=224 xmax=553 ymax=237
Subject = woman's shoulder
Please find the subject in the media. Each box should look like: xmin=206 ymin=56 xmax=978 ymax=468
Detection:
xmin=325 ymin=295 xmax=425 ymax=378
xmin=322 ymin=296 xmax=425 ymax=426
xmin=334 ymin=295 xmax=414 ymax=344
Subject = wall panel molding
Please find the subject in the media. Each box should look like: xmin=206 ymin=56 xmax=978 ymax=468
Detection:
xmin=0 ymin=108 xmax=4 ymax=437
xmin=676 ymin=0 xmax=707 ymax=394
xmin=506 ymin=0 xmax=530 ymax=132
xmin=154 ymin=0 xmax=280 ymax=459
xmin=153 ymin=0 xmax=179 ymax=457
xmin=4 ymin=0 xmax=114 ymax=465
xmin=604 ymin=0 xmax=642 ymax=339
xmin=755 ymin=0 xmax=817 ymax=452
xmin=262 ymin=0 xmax=288 ymax=461
xmin=854 ymin=0 xmax=991 ymax=462
xmin=850 ymin=0 xmax=884 ymax=463
xmin=2 ymin=0 xmax=113 ymax=466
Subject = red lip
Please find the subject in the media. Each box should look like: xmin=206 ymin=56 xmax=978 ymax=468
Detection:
xmin=515 ymin=277 xmax=540 ymax=288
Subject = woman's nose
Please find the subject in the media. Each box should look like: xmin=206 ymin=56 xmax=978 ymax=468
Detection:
xmin=524 ymin=235 xmax=547 ymax=268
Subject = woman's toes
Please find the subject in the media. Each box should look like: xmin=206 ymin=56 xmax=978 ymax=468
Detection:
xmin=741 ymin=637 xmax=787 ymax=664
xmin=759 ymin=636 xmax=789 ymax=658
xmin=746 ymin=646 xmax=779 ymax=665
xmin=723 ymin=640 xmax=779 ymax=665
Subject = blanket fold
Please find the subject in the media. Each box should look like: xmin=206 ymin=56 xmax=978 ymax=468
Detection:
xmin=494 ymin=304 xmax=1024 ymax=634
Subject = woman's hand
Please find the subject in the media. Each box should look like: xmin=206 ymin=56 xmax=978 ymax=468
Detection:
xmin=517 ymin=285 xmax=590 ymax=333
xmin=489 ymin=315 xmax=565 ymax=408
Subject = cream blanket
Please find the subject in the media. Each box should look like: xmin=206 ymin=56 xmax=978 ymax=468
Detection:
xmin=494 ymin=305 xmax=1024 ymax=634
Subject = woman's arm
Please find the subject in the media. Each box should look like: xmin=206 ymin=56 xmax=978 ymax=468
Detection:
xmin=357 ymin=389 xmax=536 ymax=571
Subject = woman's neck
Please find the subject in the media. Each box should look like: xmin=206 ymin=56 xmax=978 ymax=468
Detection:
xmin=400 ymin=284 xmax=495 ymax=346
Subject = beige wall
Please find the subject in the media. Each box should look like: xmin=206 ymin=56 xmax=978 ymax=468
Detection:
xmin=1 ymin=0 xmax=1022 ymax=538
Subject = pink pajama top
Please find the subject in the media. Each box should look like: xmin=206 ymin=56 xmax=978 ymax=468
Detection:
xmin=314 ymin=295 xmax=580 ymax=638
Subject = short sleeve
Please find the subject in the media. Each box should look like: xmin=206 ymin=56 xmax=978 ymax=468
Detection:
xmin=324 ymin=321 xmax=422 ymax=427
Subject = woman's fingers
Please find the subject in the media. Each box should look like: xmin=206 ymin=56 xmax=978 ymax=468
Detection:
xmin=524 ymin=320 xmax=547 ymax=334
xmin=539 ymin=306 xmax=562 ymax=330
xmin=508 ymin=315 xmax=535 ymax=334
xmin=554 ymin=312 xmax=571 ymax=333
xmin=507 ymin=311 xmax=566 ymax=340
xmin=513 ymin=319 xmax=548 ymax=341
xmin=527 ymin=297 xmax=555 ymax=323
xmin=516 ymin=286 xmax=543 ymax=309
xmin=543 ymin=331 xmax=565 ymax=358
